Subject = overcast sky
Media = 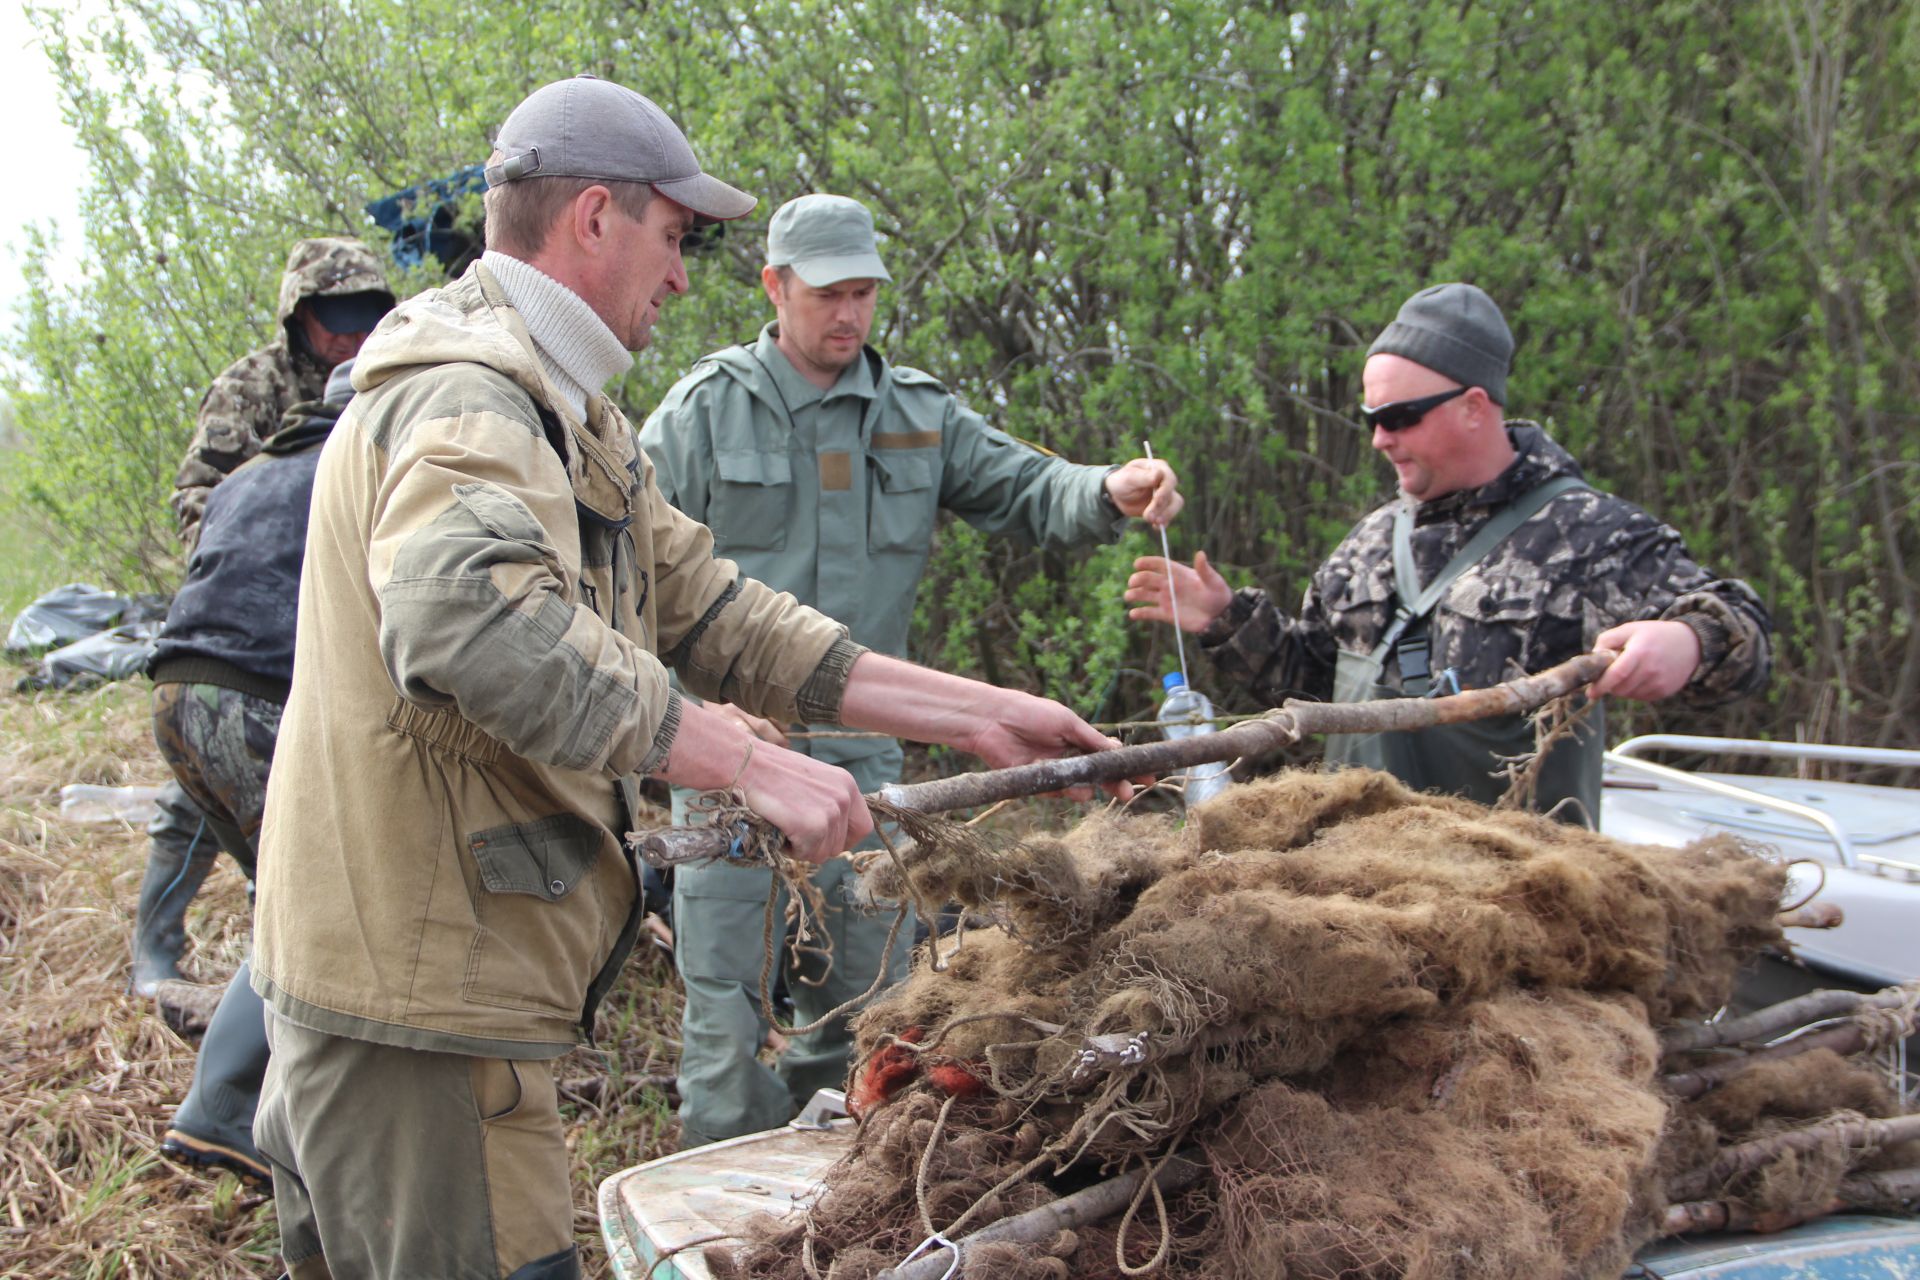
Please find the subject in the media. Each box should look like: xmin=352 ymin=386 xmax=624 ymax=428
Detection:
xmin=0 ymin=5 xmax=95 ymax=334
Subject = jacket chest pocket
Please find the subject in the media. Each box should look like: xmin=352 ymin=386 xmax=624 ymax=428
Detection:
xmin=711 ymin=450 xmax=792 ymax=552
xmin=463 ymin=813 xmax=617 ymax=1017
xmin=867 ymin=452 xmax=936 ymax=553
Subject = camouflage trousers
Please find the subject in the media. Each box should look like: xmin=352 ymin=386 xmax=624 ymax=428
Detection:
xmin=149 ymin=680 xmax=283 ymax=1176
xmin=151 ymin=682 xmax=282 ymax=848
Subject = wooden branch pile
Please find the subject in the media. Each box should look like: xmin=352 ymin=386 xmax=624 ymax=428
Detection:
xmin=867 ymin=980 xmax=1920 ymax=1275
xmin=1655 ymin=981 xmax=1920 ymax=1237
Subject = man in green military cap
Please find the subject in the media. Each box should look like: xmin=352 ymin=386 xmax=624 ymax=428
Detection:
xmin=641 ymin=192 xmax=1184 ymax=1148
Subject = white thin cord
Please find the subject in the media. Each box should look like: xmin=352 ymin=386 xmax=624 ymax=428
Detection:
xmin=1142 ymin=441 xmax=1190 ymax=693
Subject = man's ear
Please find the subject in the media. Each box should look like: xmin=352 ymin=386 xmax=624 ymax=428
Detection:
xmin=570 ymin=185 xmax=617 ymax=255
xmin=1467 ymin=386 xmax=1500 ymax=427
xmin=760 ymin=264 xmax=785 ymax=308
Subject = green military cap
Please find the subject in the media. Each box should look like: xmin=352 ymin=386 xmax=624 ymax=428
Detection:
xmin=766 ymin=194 xmax=892 ymax=287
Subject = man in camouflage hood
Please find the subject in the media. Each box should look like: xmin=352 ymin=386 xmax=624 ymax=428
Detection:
xmin=170 ymin=236 xmax=394 ymax=544
xmin=1126 ymin=283 xmax=1772 ymax=823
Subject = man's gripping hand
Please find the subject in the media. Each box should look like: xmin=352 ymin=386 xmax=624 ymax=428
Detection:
xmin=1590 ymin=619 xmax=1702 ymax=702
xmin=705 ymin=702 xmax=791 ymax=748
xmin=660 ymin=701 xmax=868 ymax=865
xmin=952 ymin=687 xmax=1133 ymax=801
xmin=1104 ymin=458 xmax=1184 ymax=529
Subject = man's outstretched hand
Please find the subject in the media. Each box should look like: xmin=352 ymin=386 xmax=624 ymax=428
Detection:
xmin=1125 ymin=551 xmax=1233 ymax=633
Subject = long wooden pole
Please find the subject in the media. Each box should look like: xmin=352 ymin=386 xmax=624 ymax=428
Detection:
xmin=634 ymin=652 xmax=1615 ymax=868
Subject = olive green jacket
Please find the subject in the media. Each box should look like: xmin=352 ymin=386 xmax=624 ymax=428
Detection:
xmin=252 ymin=265 xmax=859 ymax=1057
xmin=640 ymin=327 xmax=1123 ymax=768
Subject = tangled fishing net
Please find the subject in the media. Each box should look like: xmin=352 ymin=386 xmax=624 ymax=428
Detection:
xmin=707 ymin=769 xmax=1919 ymax=1279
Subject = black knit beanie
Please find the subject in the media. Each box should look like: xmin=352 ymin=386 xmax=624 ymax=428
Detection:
xmin=1366 ymin=283 xmax=1513 ymax=406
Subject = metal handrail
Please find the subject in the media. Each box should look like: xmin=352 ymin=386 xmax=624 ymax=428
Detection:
xmin=1611 ymin=734 xmax=1920 ymax=770
xmin=1602 ymin=752 xmax=1858 ymax=869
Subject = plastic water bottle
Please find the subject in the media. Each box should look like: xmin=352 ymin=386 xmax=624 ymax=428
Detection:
xmin=59 ymin=783 xmax=166 ymax=825
xmin=1157 ymin=673 xmax=1232 ymax=807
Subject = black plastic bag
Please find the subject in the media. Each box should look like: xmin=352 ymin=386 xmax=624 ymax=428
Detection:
xmin=18 ymin=621 xmax=164 ymax=691
xmin=5 ymin=583 xmax=131 ymax=652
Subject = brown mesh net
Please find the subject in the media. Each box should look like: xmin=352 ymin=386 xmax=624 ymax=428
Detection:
xmin=707 ymin=769 xmax=1916 ymax=1279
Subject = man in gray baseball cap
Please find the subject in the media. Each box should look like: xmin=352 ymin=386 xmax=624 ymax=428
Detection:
xmin=251 ymin=89 xmax=1137 ymax=1280
xmin=1127 ymin=280 xmax=1771 ymax=823
xmin=485 ymin=75 xmax=755 ymax=224
xmin=640 ymin=192 xmax=1184 ymax=1149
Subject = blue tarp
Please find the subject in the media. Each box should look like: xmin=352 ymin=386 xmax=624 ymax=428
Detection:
xmin=365 ymin=164 xmax=487 ymax=272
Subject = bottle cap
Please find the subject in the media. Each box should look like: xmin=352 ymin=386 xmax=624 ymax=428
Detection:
xmin=1162 ymin=672 xmax=1187 ymax=693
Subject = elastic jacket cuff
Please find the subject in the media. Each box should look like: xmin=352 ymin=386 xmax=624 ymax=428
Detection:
xmin=637 ymin=687 xmax=684 ymax=776
xmin=1200 ymin=587 xmax=1263 ymax=650
xmin=1670 ymin=610 xmax=1730 ymax=685
xmin=796 ymin=638 xmax=869 ymax=724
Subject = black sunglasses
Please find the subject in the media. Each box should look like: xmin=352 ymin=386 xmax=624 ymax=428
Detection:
xmin=1360 ymin=385 xmax=1471 ymax=433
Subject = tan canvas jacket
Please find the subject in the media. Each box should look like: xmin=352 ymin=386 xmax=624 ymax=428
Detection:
xmin=252 ymin=263 xmax=859 ymax=1057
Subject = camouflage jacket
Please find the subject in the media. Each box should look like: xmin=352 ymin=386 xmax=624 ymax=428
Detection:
xmin=1200 ymin=422 xmax=1772 ymax=707
xmin=170 ymin=237 xmax=391 ymax=545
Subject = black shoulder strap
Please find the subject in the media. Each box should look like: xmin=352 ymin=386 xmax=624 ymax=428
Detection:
xmin=1372 ymin=474 xmax=1589 ymax=663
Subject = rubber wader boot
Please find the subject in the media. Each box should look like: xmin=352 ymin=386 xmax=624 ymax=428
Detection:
xmin=130 ymin=779 xmax=218 ymax=997
xmin=162 ymin=957 xmax=272 ymax=1185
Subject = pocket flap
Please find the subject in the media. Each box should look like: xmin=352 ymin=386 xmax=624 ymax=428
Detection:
xmin=467 ymin=814 xmax=605 ymax=901
xmin=715 ymin=450 xmax=793 ymax=486
xmin=869 ymin=452 xmax=933 ymax=492
xmin=451 ymin=482 xmax=555 ymax=551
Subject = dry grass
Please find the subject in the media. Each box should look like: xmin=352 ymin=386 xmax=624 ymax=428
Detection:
xmin=0 ymin=680 xmax=685 ymax=1279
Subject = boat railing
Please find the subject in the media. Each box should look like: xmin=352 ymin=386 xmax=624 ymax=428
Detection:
xmin=1606 ymin=736 xmax=1920 ymax=875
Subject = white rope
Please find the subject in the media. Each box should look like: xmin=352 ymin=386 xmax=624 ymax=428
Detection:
xmin=1143 ymin=440 xmax=1190 ymax=692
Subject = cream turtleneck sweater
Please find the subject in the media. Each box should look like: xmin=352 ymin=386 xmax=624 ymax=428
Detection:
xmin=480 ymin=250 xmax=633 ymax=423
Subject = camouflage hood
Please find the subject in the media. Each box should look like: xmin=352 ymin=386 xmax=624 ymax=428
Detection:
xmin=275 ymin=237 xmax=395 ymax=343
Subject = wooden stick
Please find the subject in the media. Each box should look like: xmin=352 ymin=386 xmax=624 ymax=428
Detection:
xmin=635 ymin=652 xmax=1616 ymax=867
xmin=1669 ymin=1113 xmax=1920 ymax=1202
xmin=874 ymin=1151 xmax=1207 ymax=1280
xmin=1840 ymin=1166 xmax=1920 ymax=1210
xmin=1660 ymin=1168 xmax=1920 ymax=1236
xmin=1278 ymin=651 xmax=1614 ymax=736
xmin=868 ymin=713 xmax=1298 ymax=816
xmin=1660 ymin=982 xmax=1920 ymax=1055
xmin=1659 ymin=1196 xmax=1836 ymax=1237
xmin=1661 ymin=1023 xmax=1876 ymax=1101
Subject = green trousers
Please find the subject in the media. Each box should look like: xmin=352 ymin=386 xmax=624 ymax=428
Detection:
xmin=255 ymin=1012 xmax=579 ymax=1280
xmin=671 ymin=752 xmax=911 ymax=1147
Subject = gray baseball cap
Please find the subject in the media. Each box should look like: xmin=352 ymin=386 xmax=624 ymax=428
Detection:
xmin=487 ymin=77 xmax=756 ymax=224
xmin=1366 ymin=282 xmax=1513 ymax=406
xmin=767 ymin=194 xmax=891 ymax=287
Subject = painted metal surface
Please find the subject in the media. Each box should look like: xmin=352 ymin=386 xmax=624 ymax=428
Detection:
xmin=1632 ymin=1215 xmax=1920 ymax=1277
xmin=600 ymin=1120 xmax=856 ymax=1280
